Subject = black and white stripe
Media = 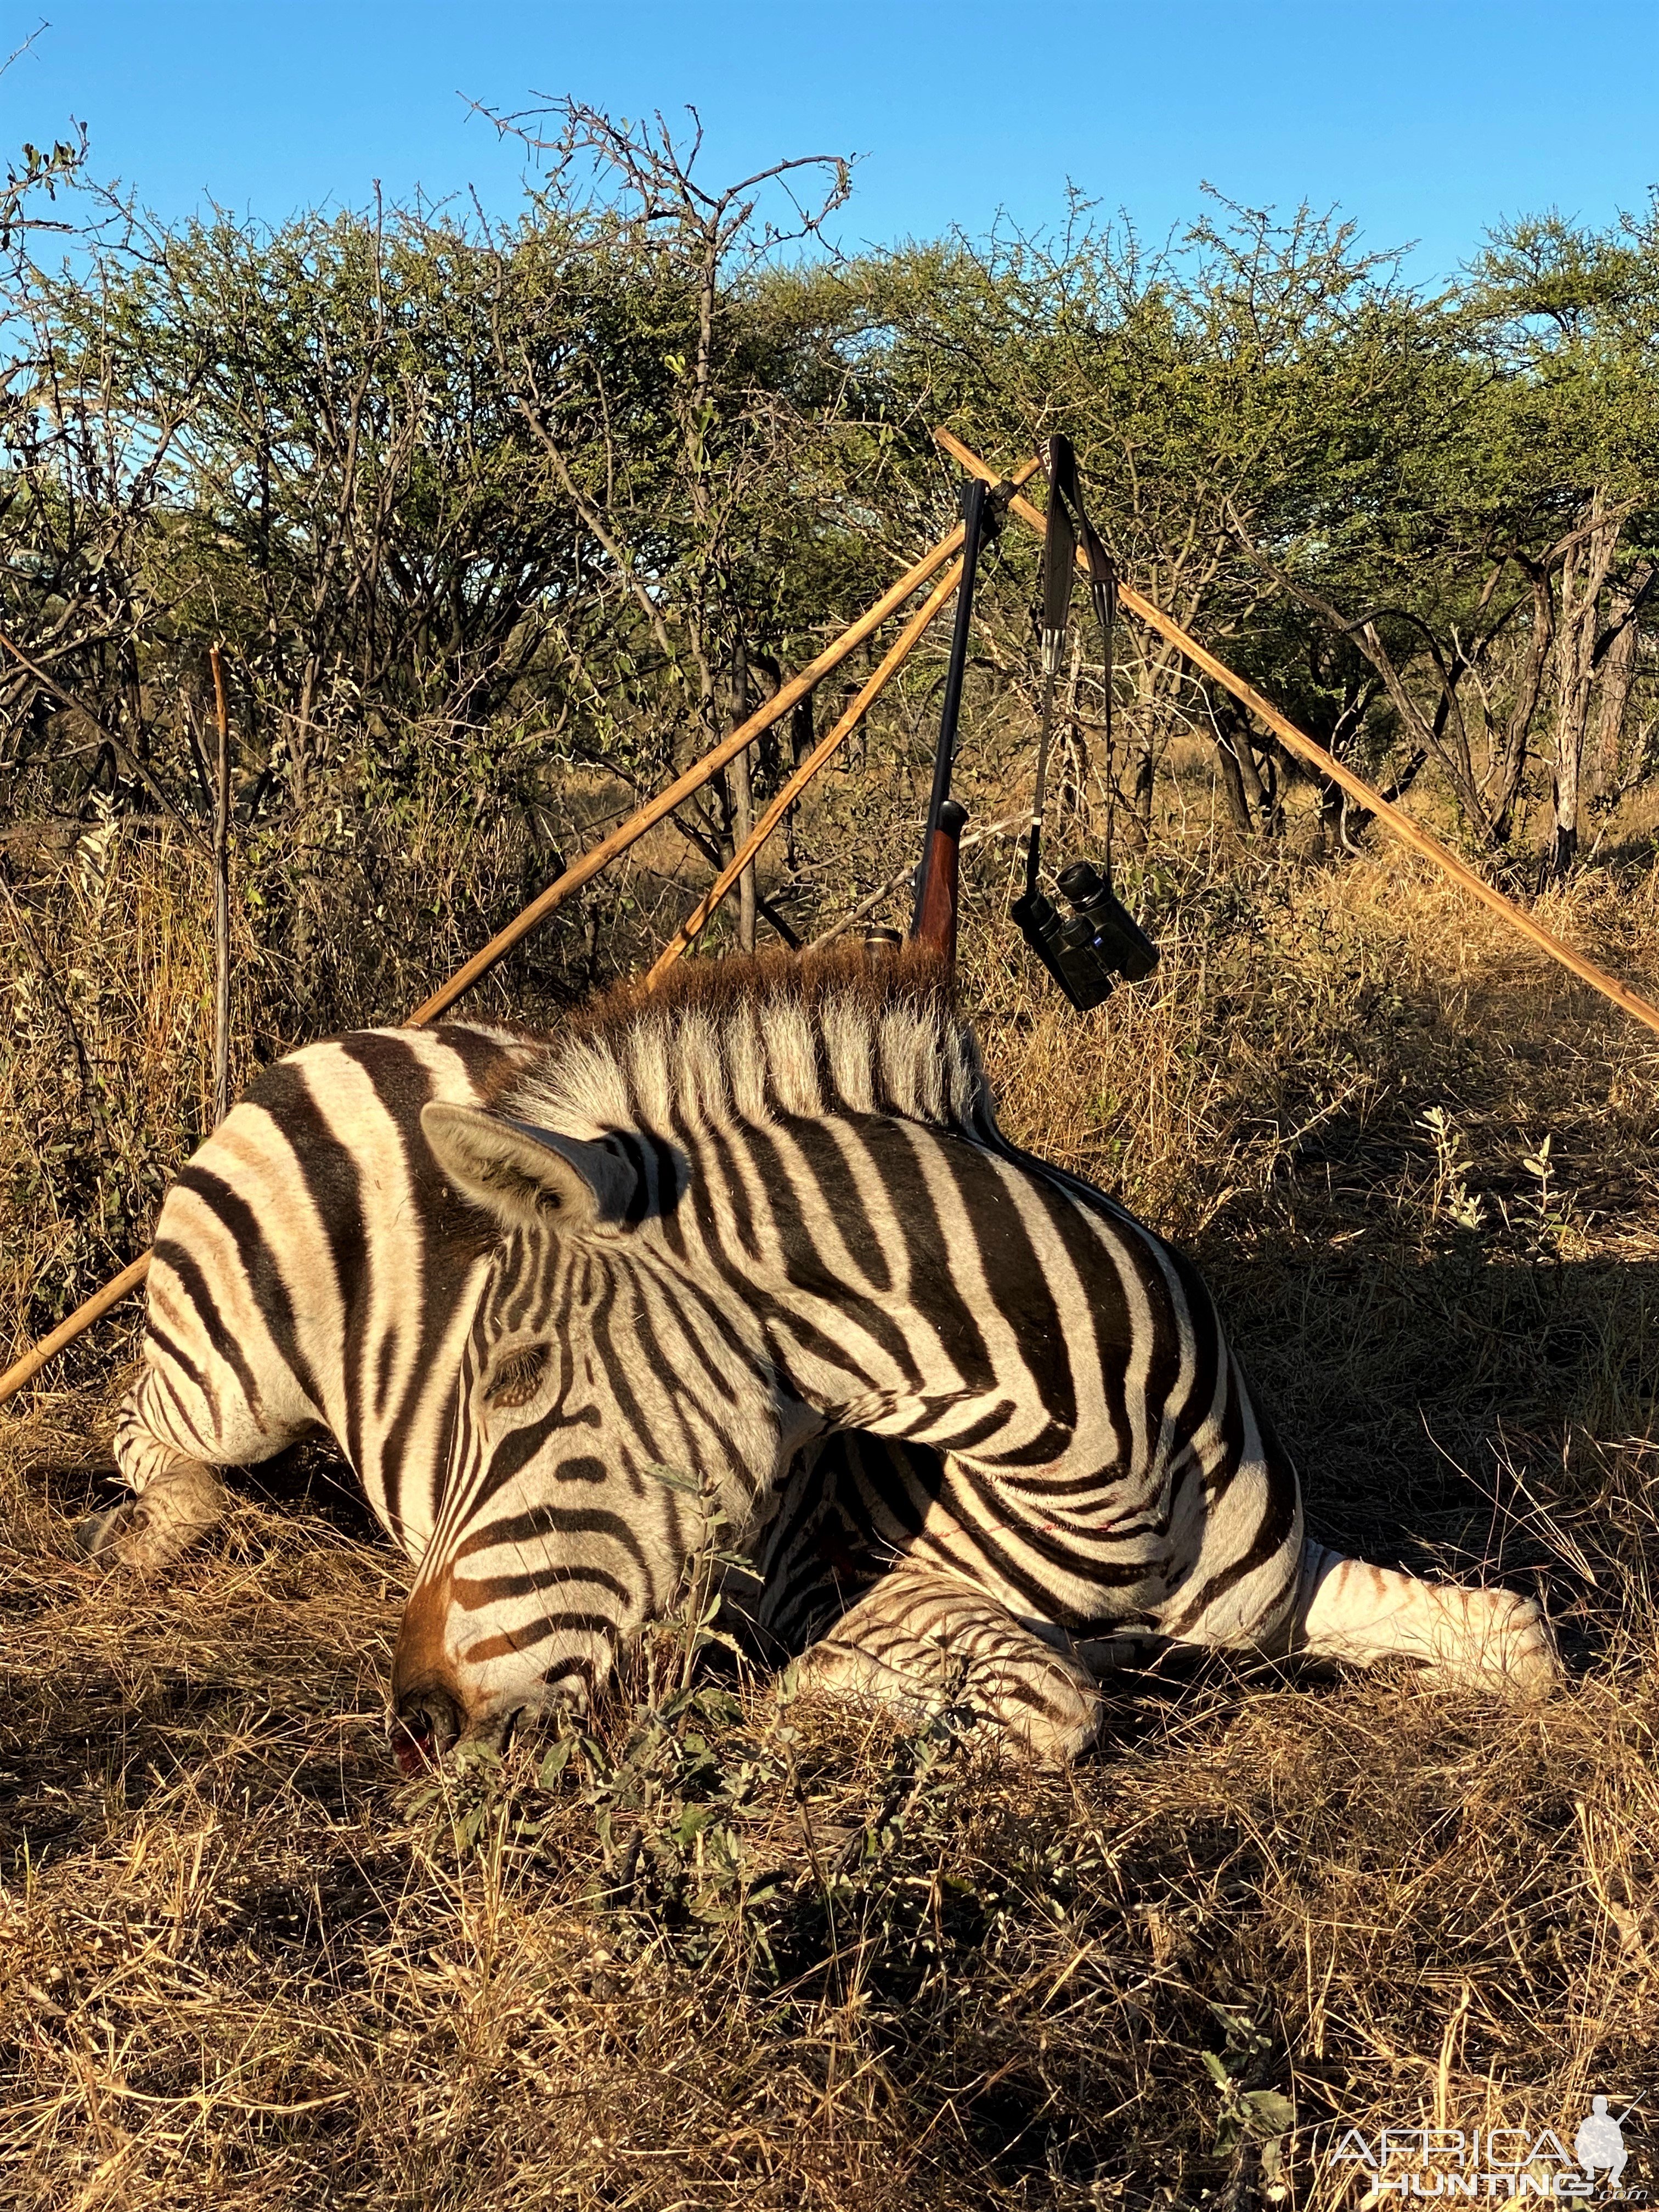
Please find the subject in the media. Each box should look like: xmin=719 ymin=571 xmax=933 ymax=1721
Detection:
xmin=107 ymin=943 xmax=1559 ymax=1757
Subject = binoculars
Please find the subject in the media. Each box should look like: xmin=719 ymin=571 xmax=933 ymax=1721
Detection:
xmin=1011 ymin=859 xmax=1159 ymax=1012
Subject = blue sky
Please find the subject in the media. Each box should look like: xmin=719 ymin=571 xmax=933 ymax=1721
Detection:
xmin=4 ymin=2 xmax=1657 ymax=280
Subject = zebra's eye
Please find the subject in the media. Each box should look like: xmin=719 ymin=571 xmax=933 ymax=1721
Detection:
xmin=487 ymin=1345 xmax=550 ymax=1409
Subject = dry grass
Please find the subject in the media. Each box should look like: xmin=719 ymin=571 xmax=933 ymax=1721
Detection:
xmin=5 ymin=787 xmax=1659 ymax=2207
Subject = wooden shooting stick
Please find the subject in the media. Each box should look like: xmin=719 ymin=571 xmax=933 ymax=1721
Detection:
xmin=0 ymin=512 xmax=987 ymax=1409
xmin=937 ymin=427 xmax=1659 ymax=1047
xmin=652 ymin=454 xmax=1048 ymax=983
xmin=1 ymin=1257 xmax=155 ymax=1407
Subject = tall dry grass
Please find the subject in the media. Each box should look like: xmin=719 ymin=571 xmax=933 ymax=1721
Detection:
xmin=4 ymin=764 xmax=1659 ymax=2207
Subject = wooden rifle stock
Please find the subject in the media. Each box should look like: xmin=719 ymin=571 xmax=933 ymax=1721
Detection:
xmin=914 ymin=798 xmax=967 ymax=966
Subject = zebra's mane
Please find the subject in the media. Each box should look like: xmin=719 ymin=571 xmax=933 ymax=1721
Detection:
xmin=503 ymin=941 xmax=993 ymax=1141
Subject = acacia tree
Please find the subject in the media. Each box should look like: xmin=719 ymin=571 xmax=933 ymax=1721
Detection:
xmin=6 ymin=121 xmax=1659 ymax=930
xmin=3 ymin=137 xmax=887 ymax=970
xmin=855 ymin=196 xmax=1446 ymax=842
xmin=1464 ymin=215 xmax=1659 ymax=873
xmin=472 ymin=98 xmax=859 ymax=947
xmin=0 ymin=138 xmax=208 ymax=835
xmin=1218 ymin=210 xmax=1659 ymax=871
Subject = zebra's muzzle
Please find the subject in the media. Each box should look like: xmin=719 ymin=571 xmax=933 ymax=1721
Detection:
xmin=391 ymin=1683 xmax=462 ymax=1773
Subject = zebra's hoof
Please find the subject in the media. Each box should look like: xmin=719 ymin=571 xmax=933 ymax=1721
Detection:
xmin=791 ymin=1635 xmax=1101 ymax=1762
xmin=74 ymin=1499 xmax=148 ymax=1566
xmin=1487 ymin=1596 xmax=1564 ymax=1699
xmin=71 ymin=1462 xmax=225 ymax=1574
xmin=1436 ymin=1588 xmax=1563 ymax=1699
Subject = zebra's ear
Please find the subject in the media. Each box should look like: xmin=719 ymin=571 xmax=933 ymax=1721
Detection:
xmin=421 ymin=1102 xmax=637 ymax=1232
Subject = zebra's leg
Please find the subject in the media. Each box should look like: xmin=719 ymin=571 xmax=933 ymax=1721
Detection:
xmin=791 ymin=1559 xmax=1101 ymax=1760
xmin=1284 ymin=1542 xmax=1560 ymax=1695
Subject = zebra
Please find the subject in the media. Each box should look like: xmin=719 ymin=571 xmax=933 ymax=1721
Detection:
xmin=89 ymin=941 xmax=1560 ymax=1761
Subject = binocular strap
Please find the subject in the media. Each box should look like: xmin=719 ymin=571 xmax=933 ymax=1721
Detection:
xmin=1024 ymin=434 xmax=1116 ymax=901
xmin=1025 ymin=665 xmax=1059 ymax=901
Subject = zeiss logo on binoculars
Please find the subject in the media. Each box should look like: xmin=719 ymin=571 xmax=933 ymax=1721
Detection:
xmin=1331 ymin=2098 xmax=1642 ymax=2199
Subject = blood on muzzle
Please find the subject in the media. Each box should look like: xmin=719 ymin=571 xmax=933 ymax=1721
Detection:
xmin=390 ymin=1683 xmax=462 ymax=1774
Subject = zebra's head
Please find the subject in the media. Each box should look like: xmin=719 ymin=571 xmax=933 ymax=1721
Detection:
xmin=386 ymin=943 xmax=983 ymax=1765
xmin=389 ymin=1099 xmax=787 ymax=1765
